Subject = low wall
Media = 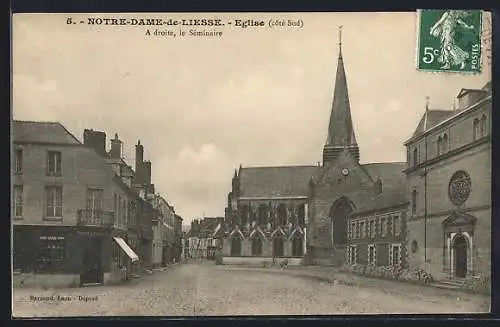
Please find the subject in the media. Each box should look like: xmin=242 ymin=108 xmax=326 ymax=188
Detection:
xmin=13 ymin=273 xmax=80 ymax=289
xmin=222 ymin=256 xmax=303 ymax=266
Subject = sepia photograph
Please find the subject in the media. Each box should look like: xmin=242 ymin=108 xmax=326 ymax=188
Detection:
xmin=11 ymin=11 xmax=492 ymax=317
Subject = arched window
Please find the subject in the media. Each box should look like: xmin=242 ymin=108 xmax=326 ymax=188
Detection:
xmin=272 ymin=236 xmax=284 ymax=257
xmin=480 ymin=115 xmax=487 ymax=137
xmin=442 ymin=134 xmax=449 ymax=153
xmin=473 ymin=118 xmax=480 ymax=140
xmin=251 ymin=236 xmax=262 ymax=256
xmin=437 ymin=136 xmax=443 ymax=156
xmin=277 ymin=203 xmax=287 ymax=226
xmin=258 ymin=204 xmax=267 ymax=225
xmin=413 ymin=148 xmax=418 ymax=167
xmin=230 ymin=236 xmax=242 ymax=256
xmin=297 ymin=204 xmax=305 ymax=226
xmin=291 ymin=232 xmax=304 ymax=257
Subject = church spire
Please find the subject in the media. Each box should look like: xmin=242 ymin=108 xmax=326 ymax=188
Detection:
xmin=323 ymin=26 xmax=360 ymax=165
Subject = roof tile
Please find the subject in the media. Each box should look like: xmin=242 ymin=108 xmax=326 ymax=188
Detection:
xmin=239 ymin=166 xmax=322 ymax=198
xmin=12 ymin=120 xmax=81 ymax=144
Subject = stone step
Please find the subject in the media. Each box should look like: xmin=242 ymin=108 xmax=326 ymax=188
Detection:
xmin=432 ymin=278 xmax=466 ymax=290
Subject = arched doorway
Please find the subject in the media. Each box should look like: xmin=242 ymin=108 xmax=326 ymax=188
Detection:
xmin=330 ymin=197 xmax=354 ymax=246
xmin=291 ymin=232 xmax=304 ymax=257
xmin=273 ymin=236 xmax=284 ymax=257
xmin=454 ymin=235 xmax=468 ymax=278
xmin=251 ymin=236 xmax=263 ymax=256
xmin=230 ymin=237 xmax=242 ymax=256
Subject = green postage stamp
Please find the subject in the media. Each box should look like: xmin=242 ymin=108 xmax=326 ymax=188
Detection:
xmin=417 ymin=10 xmax=482 ymax=73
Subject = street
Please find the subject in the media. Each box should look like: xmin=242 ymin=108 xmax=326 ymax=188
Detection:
xmin=12 ymin=262 xmax=490 ymax=317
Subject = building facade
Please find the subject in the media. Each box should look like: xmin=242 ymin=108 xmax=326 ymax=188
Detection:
xmin=222 ymin=32 xmax=409 ymax=267
xmin=404 ymin=83 xmax=491 ymax=281
xmin=11 ymin=123 xmax=141 ymax=287
xmin=174 ymin=214 xmax=183 ymax=263
xmin=12 ymin=123 xmax=178 ymax=287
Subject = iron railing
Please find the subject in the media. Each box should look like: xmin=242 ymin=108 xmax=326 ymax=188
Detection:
xmin=77 ymin=209 xmax=114 ymax=228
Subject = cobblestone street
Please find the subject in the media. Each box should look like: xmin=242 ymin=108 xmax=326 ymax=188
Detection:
xmin=12 ymin=262 xmax=490 ymax=317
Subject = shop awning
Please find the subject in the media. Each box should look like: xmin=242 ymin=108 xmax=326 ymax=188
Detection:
xmin=113 ymin=237 xmax=139 ymax=263
xmin=163 ymin=222 xmax=173 ymax=230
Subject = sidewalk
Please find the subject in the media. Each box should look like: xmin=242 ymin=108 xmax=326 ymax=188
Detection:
xmin=221 ymin=265 xmax=489 ymax=301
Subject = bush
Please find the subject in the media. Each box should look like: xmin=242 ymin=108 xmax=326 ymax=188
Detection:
xmin=341 ymin=264 xmax=434 ymax=284
xmin=463 ymin=273 xmax=491 ymax=295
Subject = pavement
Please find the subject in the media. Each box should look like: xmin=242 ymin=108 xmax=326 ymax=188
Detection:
xmin=12 ymin=262 xmax=490 ymax=317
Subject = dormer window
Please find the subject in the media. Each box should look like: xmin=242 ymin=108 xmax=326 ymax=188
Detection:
xmin=374 ymin=178 xmax=382 ymax=195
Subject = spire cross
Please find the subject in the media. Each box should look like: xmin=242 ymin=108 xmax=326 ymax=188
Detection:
xmin=338 ymin=25 xmax=343 ymax=46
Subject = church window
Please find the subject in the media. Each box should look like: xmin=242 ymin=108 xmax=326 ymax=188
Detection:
xmin=437 ymin=136 xmax=443 ymax=156
xmin=258 ymin=204 xmax=267 ymax=225
xmin=350 ymin=222 xmax=355 ymax=239
xmin=297 ymin=204 xmax=305 ymax=226
xmin=473 ymin=118 xmax=480 ymax=140
xmin=480 ymin=114 xmax=487 ymax=137
xmin=360 ymin=221 xmax=365 ymax=238
xmin=277 ymin=204 xmax=287 ymax=226
xmin=411 ymin=190 xmax=417 ymax=216
xmin=442 ymin=133 xmax=449 ymax=153
xmin=413 ymin=148 xmax=419 ymax=166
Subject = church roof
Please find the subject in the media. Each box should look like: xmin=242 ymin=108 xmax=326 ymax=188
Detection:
xmin=12 ymin=120 xmax=81 ymax=144
xmin=356 ymin=162 xmax=408 ymax=213
xmin=325 ymin=28 xmax=357 ymax=148
xmin=412 ymin=109 xmax=454 ymax=137
xmin=238 ymin=165 xmax=322 ymax=198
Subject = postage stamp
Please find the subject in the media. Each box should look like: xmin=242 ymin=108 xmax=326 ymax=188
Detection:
xmin=417 ymin=10 xmax=483 ymax=73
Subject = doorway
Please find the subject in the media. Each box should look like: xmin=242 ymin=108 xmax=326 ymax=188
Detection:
xmin=330 ymin=197 xmax=354 ymax=246
xmin=81 ymin=237 xmax=103 ymax=285
xmin=454 ymin=235 xmax=468 ymax=278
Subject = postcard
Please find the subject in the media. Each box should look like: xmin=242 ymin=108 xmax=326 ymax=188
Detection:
xmin=11 ymin=11 xmax=491 ymax=317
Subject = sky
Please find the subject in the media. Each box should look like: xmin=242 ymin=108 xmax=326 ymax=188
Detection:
xmin=12 ymin=12 xmax=491 ymax=224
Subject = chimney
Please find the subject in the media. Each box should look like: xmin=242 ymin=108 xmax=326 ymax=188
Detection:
xmin=135 ymin=140 xmax=144 ymax=184
xmin=457 ymin=88 xmax=488 ymax=110
xmin=83 ymin=129 xmax=106 ymax=156
xmin=110 ymin=133 xmax=122 ymax=159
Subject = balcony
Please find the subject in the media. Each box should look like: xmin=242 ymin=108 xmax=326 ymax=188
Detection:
xmin=77 ymin=209 xmax=114 ymax=228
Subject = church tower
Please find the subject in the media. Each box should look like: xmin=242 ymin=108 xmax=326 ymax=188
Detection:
xmin=323 ymin=26 xmax=360 ymax=165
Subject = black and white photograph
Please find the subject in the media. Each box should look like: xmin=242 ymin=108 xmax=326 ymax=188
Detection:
xmin=11 ymin=11 xmax=492 ymax=317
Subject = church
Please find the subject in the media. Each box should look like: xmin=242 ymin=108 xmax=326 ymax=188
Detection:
xmin=219 ymin=30 xmax=409 ymax=268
